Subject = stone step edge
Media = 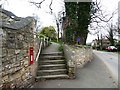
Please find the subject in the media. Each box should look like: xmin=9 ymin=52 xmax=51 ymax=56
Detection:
xmin=36 ymin=74 xmax=69 ymax=79
xmin=39 ymin=60 xmax=65 ymax=62
xmin=40 ymin=56 xmax=64 ymax=58
xmin=41 ymin=52 xmax=63 ymax=55
xmin=37 ymin=69 xmax=67 ymax=73
xmin=40 ymin=64 xmax=66 ymax=67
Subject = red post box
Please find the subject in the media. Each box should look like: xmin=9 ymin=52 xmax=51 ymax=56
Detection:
xmin=30 ymin=47 xmax=34 ymax=65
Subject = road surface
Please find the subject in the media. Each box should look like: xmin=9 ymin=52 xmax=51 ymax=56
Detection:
xmin=93 ymin=50 xmax=119 ymax=86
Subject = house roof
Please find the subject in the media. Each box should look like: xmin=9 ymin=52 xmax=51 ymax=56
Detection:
xmin=0 ymin=7 xmax=18 ymax=19
xmin=0 ymin=8 xmax=35 ymax=30
xmin=0 ymin=17 xmax=35 ymax=30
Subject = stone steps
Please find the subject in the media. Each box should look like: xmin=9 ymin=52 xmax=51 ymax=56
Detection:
xmin=39 ymin=64 xmax=66 ymax=67
xmin=39 ymin=60 xmax=65 ymax=65
xmin=37 ymin=69 xmax=67 ymax=76
xmin=40 ymin=56 xmax=65 ymax=60
xmin=39 ymin=64 xmax=66 ymax=70
xmin=36 ymin=74 xmax=69 ymax=79
xmin=36 ymin=52 xmax=69 ymax=80
xmin=41 ymin=52 xmax=63 ymax=56
xmin=38 ymin=69 xmax=67 ymax=72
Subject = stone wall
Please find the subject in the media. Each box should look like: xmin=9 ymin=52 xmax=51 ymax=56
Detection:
xmin=64 ymin=44 xmax=93 ymax=78
xmin=0 ymin=29 xmax=2 ymax=89
xmin=0 ymin=12 xmax=15 ymax=23
xmin=0 ymin=20 xmax=40 ymax=89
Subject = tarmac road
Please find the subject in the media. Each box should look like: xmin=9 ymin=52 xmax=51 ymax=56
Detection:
xmin=93 ymin=50 xmax=119 ymax=86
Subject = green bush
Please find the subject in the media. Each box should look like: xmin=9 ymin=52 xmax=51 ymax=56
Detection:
xmin=51 ymin=39 xmax=57 ymax=42
xmin=58 ymin=44 xmax=64 ymax=52
xmin=48 ymin=41 xmax=52 ymax=45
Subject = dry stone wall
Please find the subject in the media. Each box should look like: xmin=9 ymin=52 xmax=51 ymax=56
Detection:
xmin=0 ymin=30 xmax=2 ymax=89
xmin=64 ymin=44 xmax=93 ymax=78
xmin=0 ymin=21 xmax=40 ymax=89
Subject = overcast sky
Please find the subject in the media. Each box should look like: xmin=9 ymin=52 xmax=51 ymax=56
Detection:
xmin=1 ymin=0 xmax=65 ymax=28
xmin=86 ymin=0 xmax=119 ymax=43
xmin=0 ymin=0 xmax=119 ymax=43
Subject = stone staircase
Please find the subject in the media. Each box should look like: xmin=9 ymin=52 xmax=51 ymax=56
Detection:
xmin=36 ymin=52 xmax=69 ymax=80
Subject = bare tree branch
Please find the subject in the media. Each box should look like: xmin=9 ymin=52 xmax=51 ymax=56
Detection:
xmin=49 ymin=0 xmax=53 ymax=14
xmin=91 ymin=0 xmax=118 ymax=23
xmin=30 ymin=0 xmax=45 ymax=8
xmin=30 ymin=0 xmax=54 ymax=14
xmin=63 ymin=17 xmax=70 ymax=29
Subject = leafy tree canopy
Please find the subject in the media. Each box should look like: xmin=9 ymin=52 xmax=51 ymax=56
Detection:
xmin=40 ymin=26 xmax=57 ymax=40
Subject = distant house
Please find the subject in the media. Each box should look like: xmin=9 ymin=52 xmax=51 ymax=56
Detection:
xmin=91 ymin=39 xmax=110 ymax=49
xmin=91 ymin=39 xmax=98 ymax=48
xmin=102 ymin=39 xmax=110 ymax=47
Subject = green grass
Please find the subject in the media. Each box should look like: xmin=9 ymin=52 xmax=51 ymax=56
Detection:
xmin=98 ymin=49 xmax=120 ymax=54
xmin=97 ymin=49 xmax=108 ymax=52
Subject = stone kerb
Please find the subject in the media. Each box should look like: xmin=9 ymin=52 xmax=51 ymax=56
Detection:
xmin=63 ymin=44 xmax=93 ymax=78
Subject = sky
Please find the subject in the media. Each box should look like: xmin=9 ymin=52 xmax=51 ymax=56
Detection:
xmin=0 ymin=0 xmax=64 ymax=28
xmin=0 ymin=0 xmax=119 ymax=43
xmin=86 ymin=0 xmax=119 ymax=43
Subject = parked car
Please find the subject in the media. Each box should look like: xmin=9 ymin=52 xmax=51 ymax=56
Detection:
xmin=105 ymin=46 xmax=117 ymax=51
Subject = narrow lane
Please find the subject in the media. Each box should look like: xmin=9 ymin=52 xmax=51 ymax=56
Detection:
xmin=93 ymin=50 xmax=119 ymax=85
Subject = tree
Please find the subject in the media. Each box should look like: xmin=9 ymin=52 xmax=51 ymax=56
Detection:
xmin=63 ymin=2 xmax=77 ymax=44
xmin=77 ymin=2 xmax=91 ymax=45
xmin=64 ymin=2 xmax=91 ymax=45
xmin=2 ymin=0 xmax=117 ymax=44
xmin=89 ymin=0 xmax=117 ymax=39
xmin=40 ymin=26 xmax=57 ymax=40
xmin=63 ymin=0 xmax=117 ymax=45
xmin=30 ymin=0 xmax=65 ymax=41
xmin=106 ymin=25 xmax=114 ymax=46
xmin=105 ymin=22 xmax=118 ymax=46
xmin=52 ymin=11 xmax=65 ymax=41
